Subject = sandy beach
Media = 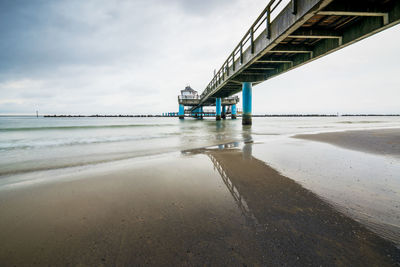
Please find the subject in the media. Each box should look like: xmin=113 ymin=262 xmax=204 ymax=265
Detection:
xmin=295 ymin=128 xmax=400 ymax=157
xmin=1 ymin=127 xmax=400 ymax=265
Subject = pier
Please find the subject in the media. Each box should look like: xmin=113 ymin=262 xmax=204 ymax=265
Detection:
xmin=177 ymin=0 xmax=400 ymax=125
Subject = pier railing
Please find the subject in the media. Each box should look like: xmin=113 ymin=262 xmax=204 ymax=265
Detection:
xmin=200 ymin=0 xmax=295 ymax=99
xmin=178 ymin=95 xmax=200 ymax=100
xmin=179 ymin=95 xmax=239 ymax=105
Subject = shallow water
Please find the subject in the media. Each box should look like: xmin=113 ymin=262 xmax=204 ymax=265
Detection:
xmin=1 ymin=116 xmax=400 ymax=246
xmin=1 ymin=144 xmax=399 ymax=265
xmin=1 ymin=116 xmax=399 ymax=176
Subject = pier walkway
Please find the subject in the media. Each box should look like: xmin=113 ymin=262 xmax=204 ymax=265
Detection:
xmin=177 ymin=0 xmax=400 ymax=124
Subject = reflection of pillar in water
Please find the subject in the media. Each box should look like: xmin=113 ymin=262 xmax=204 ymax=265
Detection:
xmin=242 ymin=127 xmax=252 ymax=159
xmin=216 ymin=120 xmax=222 ymax=130
xmin=243 ymin=143 xmax=252 ymax=160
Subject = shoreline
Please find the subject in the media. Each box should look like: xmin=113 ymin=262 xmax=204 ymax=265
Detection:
xmin=1 ymin=114 xmax=398 ymax=118
xmin=293 ymin=128 xmax=400 ymax=157
xmin=1 ymin=125 xmax=400 ymax=265
xmin=1 ymin=144 xmax=399 ymax=265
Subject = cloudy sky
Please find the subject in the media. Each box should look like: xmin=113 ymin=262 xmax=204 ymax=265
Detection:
xmin=0 ymin=0 xmax=399 ymax=115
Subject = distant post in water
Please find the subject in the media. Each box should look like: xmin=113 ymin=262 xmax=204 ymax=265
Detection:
xmin=231 ymin=104 xmax=237 ymax=119
xmin=179 ymin=104 xmax=185 ymax=119
xmin=221 ymin=105 xmax=226 ymax=119
xmin=216 ymin=98 xmax=221 ymax=121
xmin=242 ymin=82 xmax=252 ymax=125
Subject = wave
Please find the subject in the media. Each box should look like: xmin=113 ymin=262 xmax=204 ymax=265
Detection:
xmin=0 ymin=132 xmax=181 ymax=151
xmin=0 ymin=123 xmax=176 ymax=132
xmin=0 ymin=139 xmax=244 ymax=178
xmin=0 ymin=149 xmax=176 ymax=177
xmin=336 ymin=121 xmax=385 ymax=124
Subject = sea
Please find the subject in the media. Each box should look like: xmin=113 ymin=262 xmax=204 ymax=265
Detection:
xmin=1 ymin=115 xmax=400 ymax=244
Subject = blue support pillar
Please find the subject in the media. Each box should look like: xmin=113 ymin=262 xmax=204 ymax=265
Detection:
xmin=179 ymin=104 xmax=184 ymax=119
xmin=216 ymin=98 xmax=221 ymax=120
xmin=242 ymin=82 xmax=252 ymax=125
xmin=199 ymin=106 xmax=203 ymax=119
xmin=221 ymin=105 xmax=226 ymax=119
xmin=231 ymin=104 xmax=237 ymax=119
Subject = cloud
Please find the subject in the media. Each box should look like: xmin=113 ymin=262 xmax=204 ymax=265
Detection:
xmin=0 ymin=0 xmax=399 ymax=115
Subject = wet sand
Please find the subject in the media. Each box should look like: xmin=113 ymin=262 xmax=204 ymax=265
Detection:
xmin=294 ymin=128 xmax=400 ymax=157
xmin=1 ymin=146 xmax=399 ymax=266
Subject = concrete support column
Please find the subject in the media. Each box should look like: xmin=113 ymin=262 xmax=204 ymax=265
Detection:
xmin=199 ymin=106 xmax=203 ymax=120
xmin=193 ymin=108 xmax=198 ymax=118
xmin=221 ymin=105 xmax=226 ymax=119
xmin=231 ymin=104 xmax=237 ymax=119
xmin=242 ymin=82 xmax=252 ymax=125
xmin=216 ymin=98 xmax=221 ymax=121
xmin=178 ymin=104 xmax=184 ymax=119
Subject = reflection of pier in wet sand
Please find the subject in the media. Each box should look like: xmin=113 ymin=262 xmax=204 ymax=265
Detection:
xmin=193 ymin=143 xmax=400 ymax=265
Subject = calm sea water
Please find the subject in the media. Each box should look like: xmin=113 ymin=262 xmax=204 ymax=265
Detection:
xmin=1 ymin=116 xmax=399 ymax=177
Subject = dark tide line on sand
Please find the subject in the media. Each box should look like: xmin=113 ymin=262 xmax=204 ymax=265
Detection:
xmin=294 ymin=128 xmax=400 ymax=157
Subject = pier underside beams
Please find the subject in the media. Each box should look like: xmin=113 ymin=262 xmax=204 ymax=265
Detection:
xmin=188 ymin=0 xmax=400 ymax=122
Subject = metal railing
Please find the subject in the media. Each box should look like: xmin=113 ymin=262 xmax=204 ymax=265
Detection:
xmin=179 ymin=95 xmax=239 ymax=101
xmin=200 ymin=0 xmax=297 ymax=99
xmin=178 ymin=95 xmax=200 ymax=100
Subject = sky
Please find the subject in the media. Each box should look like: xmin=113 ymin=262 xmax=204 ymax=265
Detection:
xmin=0 ymin=0 xmax=399 ymax=115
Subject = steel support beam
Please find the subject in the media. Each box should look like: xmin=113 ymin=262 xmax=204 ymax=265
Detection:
xmin=318 ymin=11 xmax=389 ymax=25
xmin=289 ymin=29 xmax=342 ymax=38
xmin=256 ymin=60 xmax=293 ymax=63
xmin=269 ymin=45 xmax=314 ymax=54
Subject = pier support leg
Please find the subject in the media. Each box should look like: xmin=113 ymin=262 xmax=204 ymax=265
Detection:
xmin=178 ymin=104 xmax=184 ymax=119
xmin=222 ymin=106 xmax=226 ymax=119
xmin=231 ymin=104 xmax=237 ymax=119
xmin=199 ymin=106 xmax=203 ymax=120
xmin=193 ymin=108 xmax=198 ymax=119
xmin=216 ymin=98 xmax=221 ymax=121
xmin=242 ymin=82 xmax=252 ymax=125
